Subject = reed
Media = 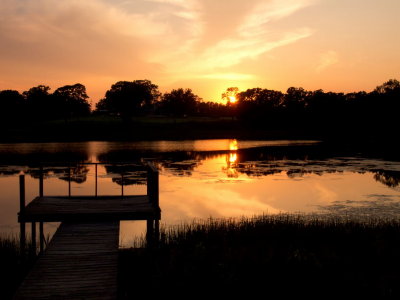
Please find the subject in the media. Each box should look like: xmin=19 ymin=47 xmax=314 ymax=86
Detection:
xmin=0 ymin=235 xmax=38 ymax=300
xmin=119 ymin=214 xmax=400 ymax=298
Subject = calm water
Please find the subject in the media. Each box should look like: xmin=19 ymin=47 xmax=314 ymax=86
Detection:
xmin=1 ymin=140 xmax=400 ymax=247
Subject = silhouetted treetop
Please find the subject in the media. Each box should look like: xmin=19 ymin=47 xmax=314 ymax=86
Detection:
xmin=222 ymin=87 xmax=239 ymax=104
xmin=160 ymin=88 xmax=200 ymax=117
xmin=0 ymin=90 xmax=24 ymax=120
xmin=97 ymin=80 xmax=160 ymax=121
xmin=374 ymin=79 xmax=400 ymax=94
xmin=23 ymin=85 xmax=53 ymax=119
xmin=53 ymin=83 xmax=91 ymax=118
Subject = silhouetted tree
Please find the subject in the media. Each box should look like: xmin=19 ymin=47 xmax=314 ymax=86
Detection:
xmin=222 ymin=87 xmax=239 ymax=103
xmin=222 ymin=87 xmax=239 ymax=119
xmin=283 ymin=87 xmax=309 ymax=111
xmin=306 ymin=90 xmax=346 ymax=126
xmin=23 ymin=85 xmax=53 ymax=119
xmin=160 ymin=88 xmax=200 ymax=117
xmin=374 ymin=79 xmax=400 ymax=95
xmin=369 ymin=79 xmax=400 ymax=130
xmin=197 ymin=101 xmax=229 ymax=117
xmin=236 ymin=88 xmax=283 ymax=124
xmin=97 ymin=80 xmax=160 ymax=121
xmin=0 ymin=90 xmax=25 ymax=121
xmin=53 ymin=83 xmax=91 ymax=120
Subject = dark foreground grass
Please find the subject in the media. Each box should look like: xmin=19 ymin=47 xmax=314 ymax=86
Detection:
xmin=0 ymin=236 xmax=36 ymax=300
xmin=119 ymin=214 xmax=400 ymax=299
xmin=3 ymin=215 xmax=400 ymax=299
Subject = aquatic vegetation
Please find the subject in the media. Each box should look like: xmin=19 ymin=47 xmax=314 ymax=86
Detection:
xmin=120 ymin=214 xmax=400 ymax=298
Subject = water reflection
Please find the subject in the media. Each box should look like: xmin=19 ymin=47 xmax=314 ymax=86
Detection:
xmin=373 ymin=170 xmax=400 ymax=188
xmin=1 ymin=143 xmax=400 ymax=189
xmin=1 ymin=140 xmax=400 ymax=246
xmin=104 ymin=164 xmax=147 ymax=186
xmin=223 ymin=153 xmax=239 ymax=178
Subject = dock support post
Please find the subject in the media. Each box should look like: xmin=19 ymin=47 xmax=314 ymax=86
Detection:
xmin=39 ymin=222 xmax=44 ymax=254
xmin=147 ymin=163 xmax=160 ymax=247
xmin=146 ymin=220 xmax=154 ymax=248
xmin=68 ymin=166 xmax=71 ymax=198
xmin=121 ymin=173 xmax=124 ymax=197
xmin=155 ymin=219 xmax=160 ymax=246
xmin=31 ymin=222 xmax=36 ymax=255
xmin=19 ymin=175 xmax=26 ymax=260
xmin=147 ymin=163 xmax=159 ymax=207
xmin=95 ymin=163 xmax=98 ymax=198
xmin=39 ymin=166 xmax=44 ymax=197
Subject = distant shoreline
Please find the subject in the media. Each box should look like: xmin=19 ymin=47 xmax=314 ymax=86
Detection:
xmin=0 ymin=115 xmax=318 ymax=143
xmin=0 ymin=115 xmax=390 ymax=145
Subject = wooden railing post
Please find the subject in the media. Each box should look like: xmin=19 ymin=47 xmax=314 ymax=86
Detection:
xmin=19 ymin=175 xmax=26 ymax=260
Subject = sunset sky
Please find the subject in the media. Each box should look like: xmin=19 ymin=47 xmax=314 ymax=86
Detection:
xmin=1 ymin=0 xmax=399 ymax=105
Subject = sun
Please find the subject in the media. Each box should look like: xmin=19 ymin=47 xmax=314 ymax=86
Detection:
xmin=228 ymin=96 xmax=237 ymax=103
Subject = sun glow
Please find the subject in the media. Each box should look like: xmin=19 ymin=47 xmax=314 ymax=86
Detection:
xmin=228 ymin=96 xmax=237 ymax=103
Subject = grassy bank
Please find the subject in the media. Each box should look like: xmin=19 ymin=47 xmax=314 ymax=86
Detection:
xmin=119 ymin=214 xmax=400 ymax=298
xmin=3 ymin=215 xmax=400 ymax=299
xmin=0 ymin=236 xmax=36 ymax=300
xmin=0 ymin=115 xmax=327 ymax=142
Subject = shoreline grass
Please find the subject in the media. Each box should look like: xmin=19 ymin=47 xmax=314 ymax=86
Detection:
xmin=119 ymin=214 xmax=400 ymax=298
xmin=0 ymin=235 xmax=36 ymax=300
xmin=3 ymin=214 xmax=400 ymax=299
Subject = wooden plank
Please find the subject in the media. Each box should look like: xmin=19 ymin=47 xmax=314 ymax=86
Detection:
xmin=14 ymin=221 xmax=120 ymax=300
xmin=19 ymin=195 xmax=161 ymax=222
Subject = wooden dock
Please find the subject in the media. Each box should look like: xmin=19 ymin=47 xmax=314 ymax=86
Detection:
xmin=19 ymin=195 xmax=160 ymax=223
xmin=14 ymin=222 xmax=120 ymax=300
xmin=14 ymin=163 xmax=160 ymax=300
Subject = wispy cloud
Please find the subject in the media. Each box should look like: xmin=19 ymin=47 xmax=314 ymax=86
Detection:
xmin=239 ymin=0 xmax=316 ymax=36
xmin=316 ymin=50 xmax=339 ymax=73
xmin=160 ymin=0 xmax=316 ymax=81
xmin=198 ymin=73 xmax=255 ymax=80
xmin=198 ymin=28 xmax=313 ymax=69
xmin=0 ymin=0 xmax=317 ymax=99
xmin=0 ymin=0 xmax=203 ymax=81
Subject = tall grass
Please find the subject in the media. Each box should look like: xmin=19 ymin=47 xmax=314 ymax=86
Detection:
xmin=4 ymin=215 xmax=400 ymax=298
xmin=0 ymin=235 xmax=36 ymax=300
xmin=119 ymin=214 xmax=400 ymax=298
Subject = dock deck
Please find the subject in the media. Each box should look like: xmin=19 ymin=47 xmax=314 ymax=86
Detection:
xmin=14 ymin=221 xmax=120 ymax=300
xmin=19 ymin=195 xmax=161 ymax=222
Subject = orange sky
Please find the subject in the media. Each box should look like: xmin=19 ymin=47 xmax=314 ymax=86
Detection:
xmin=1 ymin=0 xmax=399 ymax=105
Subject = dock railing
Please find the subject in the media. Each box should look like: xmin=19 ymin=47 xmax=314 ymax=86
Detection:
xmin=18 ymin=161 xmax=160 ymax=258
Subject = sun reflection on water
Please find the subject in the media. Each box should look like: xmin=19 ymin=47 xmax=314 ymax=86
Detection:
xmin=223 ymin=139 xmax=239 ymax=178
xmin=229 ymin=139 xmax=238 ymax=151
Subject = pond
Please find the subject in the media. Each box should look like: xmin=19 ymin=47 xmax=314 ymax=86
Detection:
xmin=1 ymin=140 xmax=400 ymax=247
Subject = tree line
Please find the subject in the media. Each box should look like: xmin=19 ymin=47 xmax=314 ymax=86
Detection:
xmin=1 ymin=79 xmax=399 ymax=133
xmin=0 ymin=84 xmax=91 ymax=122
xmin=233 ymin=79 xmax=400 ymax=133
